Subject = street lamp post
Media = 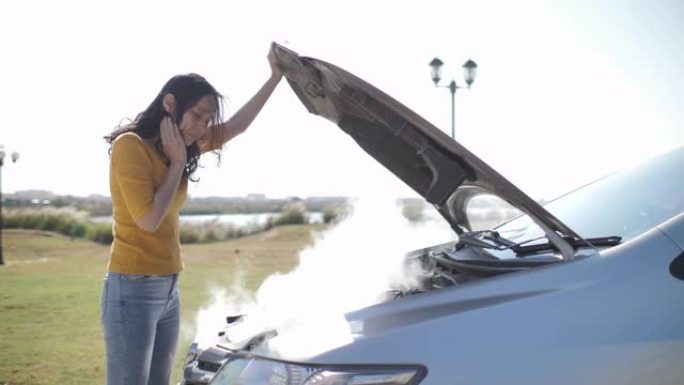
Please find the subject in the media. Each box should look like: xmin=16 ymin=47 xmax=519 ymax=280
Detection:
xmin=0 ymin=145 xmax=20 ymax=266
xmin=429 ymin=57 xmax=478 ymax=139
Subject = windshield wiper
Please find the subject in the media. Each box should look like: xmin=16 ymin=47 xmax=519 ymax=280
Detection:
xmin=512 ymin=235 xmax=622 ymax=255
xmin=457 ymin=230 xmax=517 ymax=250
xmin=458 ymin=231 xmax=622 ymax=255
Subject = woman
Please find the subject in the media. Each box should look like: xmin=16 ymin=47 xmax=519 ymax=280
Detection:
xmin=101 ymin=46 xmax=282 ymax=385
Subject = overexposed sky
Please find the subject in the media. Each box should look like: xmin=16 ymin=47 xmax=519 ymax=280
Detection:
xmin=1 ymin=0 xmax=682 ymax=201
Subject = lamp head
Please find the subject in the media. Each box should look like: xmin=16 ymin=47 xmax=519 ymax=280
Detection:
xmin=462 ymin=59 xmax=478 ymax=88
xmin=429 ymin=57 xmax=444 ymax=85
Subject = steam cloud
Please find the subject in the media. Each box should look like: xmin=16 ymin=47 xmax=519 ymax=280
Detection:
xmin=188 ymin=195 xmax=456 ymax=358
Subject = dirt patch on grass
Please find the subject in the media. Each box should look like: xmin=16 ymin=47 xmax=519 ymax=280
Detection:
xmin=5 ymin=257 xmax=52 ymax=266
xmin=254 ymin=228 xmax=280 ymax=241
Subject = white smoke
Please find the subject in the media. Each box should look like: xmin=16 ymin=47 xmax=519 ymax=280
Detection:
xmin=190 ymin=194 xmax=457 ymax=357
xmin=181 ymin=270 xmax=256 ymax=349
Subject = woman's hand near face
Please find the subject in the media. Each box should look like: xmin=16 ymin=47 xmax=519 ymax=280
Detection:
xmin=160 ymin=117 xmax=187 ymax=166
xmin=136 ymin=117 xmax=187 ymax=232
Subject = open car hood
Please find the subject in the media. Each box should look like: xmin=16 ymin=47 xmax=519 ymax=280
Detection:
xmin=272 ymin=43 xmax=582 ymax=259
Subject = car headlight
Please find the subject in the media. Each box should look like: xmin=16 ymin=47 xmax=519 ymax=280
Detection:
xmin=184 ymin=342 xmax=201 ymax=366
xmin=209 ymin=355 xmax=426 ymax=385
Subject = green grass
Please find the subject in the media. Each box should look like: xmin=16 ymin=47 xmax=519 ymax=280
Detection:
xmin=0 ymin=226 xmax=322 ymax=385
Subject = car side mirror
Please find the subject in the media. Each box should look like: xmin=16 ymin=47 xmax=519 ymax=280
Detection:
xmin=670 ymin=253 xmax=684 ymax=280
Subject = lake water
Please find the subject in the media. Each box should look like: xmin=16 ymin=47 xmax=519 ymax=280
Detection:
xmin=92 ymin=212 xmax=324 ymax=226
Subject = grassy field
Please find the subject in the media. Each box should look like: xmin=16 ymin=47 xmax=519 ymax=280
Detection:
xmin=0 ymin=225 xmax=321 ymax=385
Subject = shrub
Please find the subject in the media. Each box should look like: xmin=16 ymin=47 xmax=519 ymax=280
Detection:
xmin=38 ymin=215 xmax=60 ymax=232
xmin=179 ymin=224 xmax=201 ymax=244
xmin=70 ymin=222 xmax=88 ymax=238
xmin=274 ymin=202 xmax=308 ymax=225
xmin=19 ymin=214 xmax=42 ymax=229
xmin=4 ymin=207 xmax=89 ymax=232
xmin=3 ymin=214 xmax=21 ymax=228
xmin=85 ymin=222 xmax=113 ymax=244
xmin=2 ymin=207 xmax=286 ymax=245
xmin=203 ymin=229 xmax=218 ymax=243
xmin=322 ymin=204 xmax=350 ymax=224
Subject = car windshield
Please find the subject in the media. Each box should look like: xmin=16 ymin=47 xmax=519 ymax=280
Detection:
xmin=495 ymin=147 xmax=684 ymax=246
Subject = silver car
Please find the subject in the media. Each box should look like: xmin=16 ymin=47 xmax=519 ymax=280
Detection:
xmin=182 ymin=43 xmax=684 ymax=385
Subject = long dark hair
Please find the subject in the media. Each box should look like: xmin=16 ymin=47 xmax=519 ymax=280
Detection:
xmin=105 ymin=73 xmax=224 ymax=182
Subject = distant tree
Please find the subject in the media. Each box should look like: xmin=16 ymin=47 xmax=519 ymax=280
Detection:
xmin=401 ymin=201 xmax=426 ymax=222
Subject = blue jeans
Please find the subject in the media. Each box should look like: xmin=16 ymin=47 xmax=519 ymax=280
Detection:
xmin=101 ymin=271 xmax=180 ymax=385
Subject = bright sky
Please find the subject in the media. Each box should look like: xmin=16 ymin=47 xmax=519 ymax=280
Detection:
xmin=1 ymin=0 xmax=683 ymax=201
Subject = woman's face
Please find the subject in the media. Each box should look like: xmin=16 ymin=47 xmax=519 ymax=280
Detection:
xmin=178 ymin=95 xmax=217 ymax=146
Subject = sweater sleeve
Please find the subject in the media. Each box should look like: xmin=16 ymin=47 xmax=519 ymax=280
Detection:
xmin=111 ymin=134 xmax=155 ymax=222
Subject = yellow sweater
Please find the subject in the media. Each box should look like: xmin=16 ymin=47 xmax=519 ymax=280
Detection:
xmin=108 ymin=132 xmax=187 ymax=275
